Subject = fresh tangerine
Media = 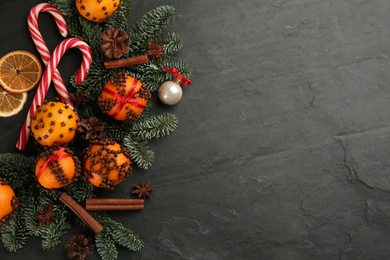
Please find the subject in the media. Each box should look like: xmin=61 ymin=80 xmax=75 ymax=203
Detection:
xmin=0 ymin=179 xmax=18 ymax=225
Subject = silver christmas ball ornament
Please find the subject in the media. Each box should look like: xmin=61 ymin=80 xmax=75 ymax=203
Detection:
xmin=158 ymin=67 xmax=192 ymax=106
xmin=158 ymin=79 xmax=183 ymax=105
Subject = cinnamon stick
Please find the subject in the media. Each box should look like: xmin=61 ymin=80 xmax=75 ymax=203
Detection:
xmin=85 ymin=198 xmax=145 ymax=211
xmin=59 ymin=192 xmax=103 ymax=234
xmin=86 ymin=198 xmax=144 ymax=205
xmin=104 ymin=55 xmax=149 ymax=69
xmin=86 ymin=204 xmax=144 ymax=211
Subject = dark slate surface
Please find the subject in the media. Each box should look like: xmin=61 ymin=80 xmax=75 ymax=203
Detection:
xmin=1 ymin=0 xmax=390 ymax=259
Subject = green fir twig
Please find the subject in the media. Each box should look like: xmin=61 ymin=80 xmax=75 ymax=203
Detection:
xmin=0 ymin=1 xmax=192 ymax=259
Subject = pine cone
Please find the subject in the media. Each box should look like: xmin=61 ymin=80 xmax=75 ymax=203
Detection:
xmin=78 ymin=117 xmax=105 ymax=141
xmin=101 ymin=28 xmax=130 ymax=59
xmin=65 ymin=235 xmax=94 ymax=260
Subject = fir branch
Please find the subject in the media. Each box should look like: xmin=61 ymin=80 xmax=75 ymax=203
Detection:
xmin=0 ymin=0 xmax=193 ymax=257
xmin=103 ymin=7 xmax=128 ymax=31
xmin=100 ymin=217 xmax=143 ymax=252
xmin=0 ymin=153 xmax=35 ymax=189
xmin=138 ymin=74 xmax=164 ymax=93
xmin=38 ymin=205 xmax=71 ymax=250
xmin=0 ymin=215 xmax=29 ymax=252
xmin=18 ymin=188 xmax=58 ymax=237
xmin=38 ymin=226 xmax=61 ymax=250
xmin=83 ymin=105 xmax=132 ymax=141
xmin=139 ymin=101 xmax=153 ymax=120
xmin=36 ymin=189 xmax=60 ymax=209
xmin=131 ymin=113 xmax=178 ymax=140
xmin=48 ymin=0 xmax=73 ymax=15
xmin=135 ymin=31 xmax=183 ymax=57
xmin=77 ymin=18 xmax=103 ymax=50
xmin=158 ymin=32 xmax=184 ymax=56
xmin=17 ymin=184 xmax=41 ymax=236
xmin=22 ymin=203 xmax=40 ymax=236
xmin=65 ymin=181 xmax=96 ymax=204
xmin=95 ymin=230 xmax=118 ymax=260
xmin=129 ymin=6 xmax=177 ymax=55
xmin=142 ymin=55 xmax=191 ymax=92
xmin=100 ymin=0 xmax=133 ymax=31
xmin=123 ymin=136 xmax=154 ymax=170
xmin=103 ymin=121 xmax=133 ymax=141
xmin=132 ymin=56 xmax=192 ymax=92
xmin=85 ymin=112 xmax=177 ymax=169
xmin=120 ymin=0 xmax=132 ymax=20
xmin=158 ymin=55 xmax=192 ymax=78
xmin=77 ymin=67 xmax=114 ymax=100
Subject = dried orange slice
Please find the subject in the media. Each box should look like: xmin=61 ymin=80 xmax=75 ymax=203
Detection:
xmin=0 ymin=86 xmax=27 ymax=117
xmin=0 ymin=50 xmax=42 ymax=93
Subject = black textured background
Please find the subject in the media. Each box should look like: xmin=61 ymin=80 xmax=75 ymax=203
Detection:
xmin=1 ymin=0 xmax=390 ymax=259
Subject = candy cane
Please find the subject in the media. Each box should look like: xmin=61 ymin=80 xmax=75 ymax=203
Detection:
xmin=17 ymin=38 xmax=92 ymax=150
xmin=27 ymin=3 xmax=73 ymax=106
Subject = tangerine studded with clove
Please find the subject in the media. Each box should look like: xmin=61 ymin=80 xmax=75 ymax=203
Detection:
xmin=30 ymin=101 xmax=78 ymax=147
xmin=0 ymin=179 xmax=18 ymax=225
xmin=75 ymin=0 xmax=121 ymax=23
xmin=83 ymin=139 xmax=131 ymax=189
xmin=98 ymin=72 xmax=151 ymax=123
xmin=35 ymin=147 xmax=81 ymax=190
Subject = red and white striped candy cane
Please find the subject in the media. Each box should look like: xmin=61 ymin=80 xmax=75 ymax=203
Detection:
xmin=28 ymin=3 xmax=73 ymax=107
xmin=16 ymin=38 xmax=92 ymax=150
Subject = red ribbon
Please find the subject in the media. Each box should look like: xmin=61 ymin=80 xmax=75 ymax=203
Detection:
xmin=36 ymin=148 xmax=72 ymax=180
xmin=164 ymin=67 xmax=192 ymax=86
xmin=103 ymin=78 xmax=146 ymax=118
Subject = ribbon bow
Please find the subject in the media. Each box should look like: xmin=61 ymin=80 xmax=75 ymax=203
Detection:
xmin=103 ymin=78 xmax=146 ymax=118
xmin=36 ymin=148 xmax=72 ymax=180
xmin=164 ymin=67 xmax=192 ymax=86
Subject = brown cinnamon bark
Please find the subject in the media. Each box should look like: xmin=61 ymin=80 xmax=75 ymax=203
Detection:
xmin=86 ymin=198 xmax=144 ymax=205
xmin=59 ymin=193 xmax=103 ymax=234
xmin=104 ymin=55 xmax=149 ymax=69
xmin=85 ymin=198 xmax=145 ymax=211
xmin=86 ymin=204 xmax=144 ymax=211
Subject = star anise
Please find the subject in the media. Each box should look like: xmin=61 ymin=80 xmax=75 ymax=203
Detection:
xmin=35 ymin=204 xmax=56 ymax=227
xmin=78 ymin=117 xmax=105 ymax=141
xmin=132 ymin=182 xmax=153 ymax=199
xmin=65 ymin=234 xmax=94 ymax=260
xmin=145 ymin=42 xmax=164 ymax=60
xmin=69 ymin=91 xmax=90 ymax=108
